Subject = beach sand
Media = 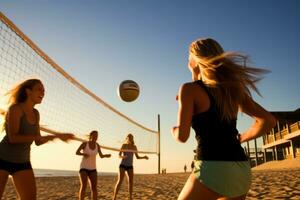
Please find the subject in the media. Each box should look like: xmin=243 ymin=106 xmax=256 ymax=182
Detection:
xmin=2 ymin=160 xmax=300 ymax=199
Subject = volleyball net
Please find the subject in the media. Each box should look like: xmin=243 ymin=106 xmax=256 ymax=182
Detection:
xmin=0 ymin=12 xmax=159 ymax=154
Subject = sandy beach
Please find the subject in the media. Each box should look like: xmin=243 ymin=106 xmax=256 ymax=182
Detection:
xmin=2 ymin=159 xmax=300 ymax=200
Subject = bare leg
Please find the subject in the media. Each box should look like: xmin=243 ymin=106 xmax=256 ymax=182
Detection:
xmin=88 ymin=171 xmax=98 ymax=200
xmin=112 ymin=168 xmax=125 ymax=200
xmin=178 ymin=174 xmax=247 ymax=200
xmin=12 ymin=169 xmax=36 ymax=200
xmin=126 ymin=169 xmax=134 ymax=200
xmin=79 ymin=171 xmax=88 ymax=200
xmin=0 ymin=170 xmax=9 ymax=198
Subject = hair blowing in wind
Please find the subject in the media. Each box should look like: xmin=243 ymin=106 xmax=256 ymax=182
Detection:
xmin=189 ymin=38 xmax=269 ymax=121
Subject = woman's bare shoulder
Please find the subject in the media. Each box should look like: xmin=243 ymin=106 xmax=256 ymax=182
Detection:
xmin=7 ymin=104 xmax=23 ymax=116
xmin=179 ymin=81 xmax=207 ymax=97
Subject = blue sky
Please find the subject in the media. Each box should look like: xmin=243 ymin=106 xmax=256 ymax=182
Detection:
xmin=1 ymin=0 xmax=299 ymax=173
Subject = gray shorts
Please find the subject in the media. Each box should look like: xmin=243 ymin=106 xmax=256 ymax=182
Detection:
xmin=193 ymin=160 xmax=251 ymax=198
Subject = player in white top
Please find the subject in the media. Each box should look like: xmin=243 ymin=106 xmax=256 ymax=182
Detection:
xmin=76 ymin=130 xmax=111 ymax=200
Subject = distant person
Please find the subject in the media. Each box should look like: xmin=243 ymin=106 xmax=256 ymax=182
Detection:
xmin=171 ymin=38 xmax=276 ymax=199
xmin=113 ymin=133 xmax=149 ymax=200
xmin=76 ymin=130 xmax=111 ymax=200
xmin=191 ymin=161 xmax=194 ymax=172
xmin=184 ymin=164 xmax=187 ymax=173
xmin=0 ymin=79 xmax=74 ymax=200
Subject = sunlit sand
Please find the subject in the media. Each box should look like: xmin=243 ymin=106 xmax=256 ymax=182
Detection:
xmin=2 ymin=159 xmax=300 ymax=199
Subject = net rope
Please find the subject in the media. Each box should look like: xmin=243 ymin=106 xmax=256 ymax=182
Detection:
xmin=0 ymin=12 xmax=158 ymax=154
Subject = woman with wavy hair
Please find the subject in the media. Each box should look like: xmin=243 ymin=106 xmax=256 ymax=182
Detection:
xmin=0 ymin=79 xmax=74 ymax=200
xmin=113 ymin=133 xmax=149 ymax=200
xmin=172 ymin=38 xmax=276 ymax=200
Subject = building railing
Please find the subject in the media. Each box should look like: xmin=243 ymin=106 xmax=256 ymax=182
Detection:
xmin=266 ymin=135 xmax=274 ymax=143
xmin=290 ymin=122 xmax=300 ymax=132
xmin=249 ymin=120 xmax=300 ymax=167
xmin=280 ymin=129 xmax=288 ymax=137
xmin=275 ymin=132 xmax=281 ymax=140
xmin=264 ymin=121 xmax=300 ymax=145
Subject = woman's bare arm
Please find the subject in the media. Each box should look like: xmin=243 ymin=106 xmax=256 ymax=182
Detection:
xmin=239 ymin=97 xmax=277 ymax=143
xmin=172 ymin=83 xmax=194 ymax=143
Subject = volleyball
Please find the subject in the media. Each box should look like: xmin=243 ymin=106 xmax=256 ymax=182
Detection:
xmin=118 ymin=80 xmax=140 ymax=102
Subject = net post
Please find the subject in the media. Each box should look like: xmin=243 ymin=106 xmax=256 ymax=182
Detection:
xmin=157 ymin=114 xmax=161 ymax=174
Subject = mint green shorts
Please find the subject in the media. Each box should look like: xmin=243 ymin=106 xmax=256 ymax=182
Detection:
xmin=193 ymin=160 xmax=251 ymax=198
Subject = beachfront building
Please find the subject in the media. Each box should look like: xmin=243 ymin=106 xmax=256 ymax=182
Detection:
xmin=244 ymin=146 xmax=265 ymax=167
xmin=262 ymin=108 xmax=300 ymax=161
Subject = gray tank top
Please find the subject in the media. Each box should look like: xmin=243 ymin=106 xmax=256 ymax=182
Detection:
xmin=121 ymin=151 xmax=134 ymax=166
xmin=0 ymin=109 xmax=39 ymax=163
xmin=120 ymin=144 xmax=136 ymax=166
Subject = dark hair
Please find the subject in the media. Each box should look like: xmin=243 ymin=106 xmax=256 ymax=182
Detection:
xmin=126 ymin=133 xmax=134 ymax=145
xmin=89 ymin=130 xmax=98 ymax=140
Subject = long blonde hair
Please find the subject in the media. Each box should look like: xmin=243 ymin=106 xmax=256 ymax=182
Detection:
xmin=1 ymin=79 xmax=42 ymax=132
xmin=6 ymin=79 xmax=42 ymax=106
xmin=189 ymin=38 xmax=268 ymax=121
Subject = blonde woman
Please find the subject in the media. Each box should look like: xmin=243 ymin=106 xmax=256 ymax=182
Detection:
xmin=0 ymin=79 xmax=74 ymax=200
xmin=172 ymin=38 xmax=276 ymax=200
xmin=113 ymin=134 xmax=149 ymax=200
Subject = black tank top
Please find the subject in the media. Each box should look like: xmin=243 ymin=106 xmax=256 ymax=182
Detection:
xmin=191 ymin=80 xmax=247 ymax=161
